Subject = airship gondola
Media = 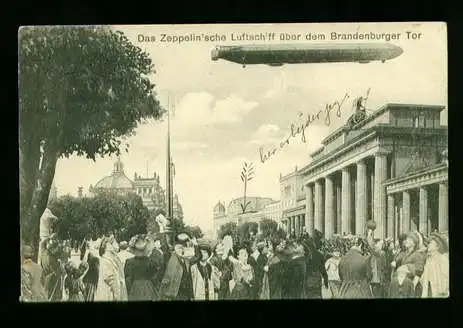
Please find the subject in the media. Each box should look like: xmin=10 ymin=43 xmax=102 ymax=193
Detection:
xmin=211 ymin=43 xmax=403 ymax=67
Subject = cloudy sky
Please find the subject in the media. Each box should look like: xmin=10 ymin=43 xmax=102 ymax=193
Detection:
xmin=53 ymin=23 xmax=447 ymax=232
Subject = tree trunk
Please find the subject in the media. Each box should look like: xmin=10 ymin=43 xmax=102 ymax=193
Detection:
xmin=22 ymin=141 xmax=60 ymax=262
xmin=242 ymin=179 xmax=247 ymax=214
xmin=19 ymin=133 xmax=42 ymax=228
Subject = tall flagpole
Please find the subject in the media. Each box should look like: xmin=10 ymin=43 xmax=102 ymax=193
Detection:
xmin=166 ymin=96 xmax=174 ymax=226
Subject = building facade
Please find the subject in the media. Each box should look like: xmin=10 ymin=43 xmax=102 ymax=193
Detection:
xmin=212 ymin=196 xmax=280 ymax=238
xmin=280 ymin=103 xmax=448 ymax=239
xmin=280 ymin=167 xmax=306 ymax=236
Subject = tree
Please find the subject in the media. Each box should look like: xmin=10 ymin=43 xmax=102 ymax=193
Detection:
xmin=218 ymin=222 xmax=238 ymax=240
xmin=119 ymin=193 xmax=150 ymax=241
xmin=50 ymin=192 xmax=150 ymax=243
xmin=19 ymin=26 xmax=164 ymax=259
xmin=49 ymin=195 xmax=92 ymax=242
xmin=259 ymin=218 xmax=286 ymax=241
xmin=238 ymin=221 xmax=258 ymax=246
xmin=239 ymin=162 xmax=255 ymax=214
xmin=184 ymin=225 xmax=204 ymax=239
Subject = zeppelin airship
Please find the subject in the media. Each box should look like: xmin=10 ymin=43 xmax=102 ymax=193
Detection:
xmin=211 ymin=43 xmax=403 ymax=67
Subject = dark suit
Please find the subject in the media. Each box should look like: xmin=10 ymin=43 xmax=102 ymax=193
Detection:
xmin=248 ymin=253 xmax=267 ymax=299
xmin=367 ymin=251 xmax=388 ymax=298
xmin=338 ymin=249 xmax=373 ymax=299
xmin=148 ymin=248 xmax=165 ymax=296
xmin=159 ymin=247 xmax=199 ymax=300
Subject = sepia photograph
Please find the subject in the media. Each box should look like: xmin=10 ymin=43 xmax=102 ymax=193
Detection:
xmin=19 ymin=22 xmax=448 ymax=302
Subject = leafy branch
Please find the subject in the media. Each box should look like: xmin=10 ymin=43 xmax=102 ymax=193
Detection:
xmin=239 ymin=161 xmax=255 ymax=214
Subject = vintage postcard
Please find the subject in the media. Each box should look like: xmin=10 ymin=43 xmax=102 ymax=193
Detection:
xmin=19 ymin=22 xmax=448 ymax=301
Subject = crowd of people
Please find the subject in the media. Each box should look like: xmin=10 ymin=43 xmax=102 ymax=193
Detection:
xmin=20 ymin=227 xmax=449 ymax=301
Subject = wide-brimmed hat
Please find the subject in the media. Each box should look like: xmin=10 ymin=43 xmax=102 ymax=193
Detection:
xmin=22 ymin=245 xmax=34 ymax=259
xmin=406 ymin=232 xmax=420 ymax=246
xmin=175 ymin=233 xmax=190 ymax=246
xmin=429 ymin=233 xmax=449 ymax=253
xmin=131 ymin=236 xmax=148 ymax=255
xmin=198 ymin=243 xmax=212 ymax=255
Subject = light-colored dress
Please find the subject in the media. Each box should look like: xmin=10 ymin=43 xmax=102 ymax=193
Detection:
xmin=421 ymin=252 xmax=449 ymax=298
xmin=228 ymin=257 xmax=254 ymax=299
xmin=191 ymin=262 xmax=219 ymax=300
xmin=94 ymin=253 xmax=125 ymax=301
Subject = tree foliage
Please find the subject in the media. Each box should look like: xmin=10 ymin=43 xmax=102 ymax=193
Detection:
xmin=218 ymin=222 xmax=239 ymax=241
xmin=19 ymin=26 xmax=164 ymax=256
xmin=238 ymin=221 xmax=259 ymax=245
xmin=259 ymin=218 xmax=286 ymax=241
xmin=184 ymin=225 xmax=204 ymax=239
xmin=49 ymin=192 xmax=149 ymax=243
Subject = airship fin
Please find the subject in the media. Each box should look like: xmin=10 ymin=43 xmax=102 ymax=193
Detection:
xmin=358 ymin=60 xmax=370 ymax=64
xmin=267 ymin=63 xmax=284 ymax=67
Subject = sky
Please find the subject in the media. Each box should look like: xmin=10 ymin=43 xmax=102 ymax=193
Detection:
xmin=53 ymin=22 xmax=447 ymax=232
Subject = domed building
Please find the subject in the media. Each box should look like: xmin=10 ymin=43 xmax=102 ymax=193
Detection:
xmin=90 ymin=158 xmax=134 ymax=196
xmin=89 ymin=158 xmax=183 ymax=213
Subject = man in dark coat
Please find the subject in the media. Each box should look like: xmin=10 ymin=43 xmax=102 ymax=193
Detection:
xmin=301 ymin=234 xmax=328 ymax=299
xmin=367 ymin=239 xmax=388 ymax=298
xmin=338 ymin=237 xmax=373 ymax=299
xmin=21 ymin=245 xmax=47 ymax=302
xmin=209 ymin=243 xmax=234 ymax=300
xmin=158 ymin=234 xmax=199 ymax=300
xmin=147 ymin=233 xmax=165 ymax=297
xmin=248 ymin=242 xmax=268 ymax=299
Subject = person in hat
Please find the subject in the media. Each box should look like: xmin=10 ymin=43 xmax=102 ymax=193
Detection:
xmin=337 ymin=236 xmax=373 ymax=299
xmin=283 ymin=241 xmax=307 ymax=300
xmin=367 ymin=239 xmax=388 ymax=298
xmin=324 ymin=247 xmax=342 ymax=299
xmin=190 ymin=243 xmax=219 ymax=300
xmin=208 ymin=243 xmax=234 ymax=300
xmin=300 ymin=234 xmax=328 ymax=300
xmin=158 ymin=233 xmax=200 ymax=300
xmin=94 ymin=237 xmax=126 ymax=301
xmin=387 ymin=265 xmax=414 ymax=298
xmin=146 ymin=233 xmax=165 ymax=298
xmin=21 ymin=245 xmax=47 ymax=302
xmin=124 ymin=235 xmax=158 ymax=301
xmin=391 ymin=231 xmax=426 ymax=298
xmin=248 ymin=241 xmax=268 ymax=299
xmin=420 ymin=233 xmax=449 ymax=298
xmin=63 ymin=261 xmax=87 ymax=302
xmin=117 ymin=241 xmax=134 ymax=268
xmin=228 ymin=247 xmax=254 ymax=300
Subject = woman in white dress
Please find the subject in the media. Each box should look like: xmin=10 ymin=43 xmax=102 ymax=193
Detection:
xmin=94 ymin=237 xmax=127 ymax=301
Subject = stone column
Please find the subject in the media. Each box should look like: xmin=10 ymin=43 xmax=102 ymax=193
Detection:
xmin=341 ymin=168 xmax=351 ymax=235
xmin=374 ymin=152 xmax=388 ymax=239
xmin=314 ymin=180 xmax=324 ymax=232
xmin=295 ymin=215 xmax=300 ymax=237
xmin=336 ymin=185 xmax=342 ymax=233
xmin=287 ymin=218 xmax=292 ymax=235
xmin=355 ymin=160 xmax=367 ymax=236
xmin=387 ymin=194 xmax=395 ymax=238
xmin=438 ymin=182 xmax=448 ymax=232
xmin=324 ymin=175 xmax=335 ymax=237
xmin=402 ymin=191 xmax=411 ymax=233
xmin=305 ymin=184 xmax=314 ymax=233
xmin=419 ymin=187 xmax=429 ymax=235
xmin=291 ymin=216 xmax=297 ymax=234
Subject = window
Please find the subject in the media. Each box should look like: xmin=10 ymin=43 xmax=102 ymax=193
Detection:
xmin=413 ymin=111 xmax=425 ymax=128
xmin=284 ymin=186 xmax=291 ymax=197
